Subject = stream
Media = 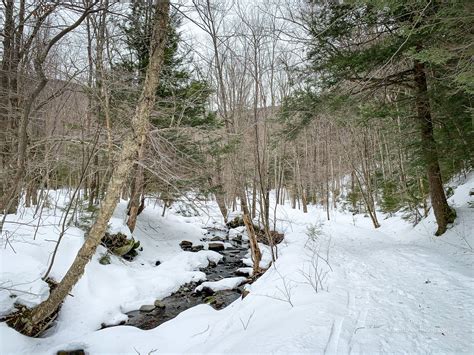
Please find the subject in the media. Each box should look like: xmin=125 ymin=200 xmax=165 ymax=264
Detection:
xmin=123 ymin=227 xmax=252 ymax=330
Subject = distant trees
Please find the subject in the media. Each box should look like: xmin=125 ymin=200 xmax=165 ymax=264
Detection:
xmin=279 ymin=0 xmax=472 ymax=235
xmin=0 ymin=1 xmax=100 ymax=219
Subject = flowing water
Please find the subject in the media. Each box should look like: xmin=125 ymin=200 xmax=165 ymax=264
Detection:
xmin=123 ymin=228 xmax=250 ymax=330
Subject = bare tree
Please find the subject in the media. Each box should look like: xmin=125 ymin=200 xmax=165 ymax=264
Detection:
xmin=11 ymin=0 xmax=171 ymax=336
xmin=1 ymin=1 xmax=101 ymax=217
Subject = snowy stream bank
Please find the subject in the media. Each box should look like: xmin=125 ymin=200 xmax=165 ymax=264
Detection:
xmin=1 ymin=173 xmax=473 ymax=354
xmin=123 ymin=227 xmax=256 ymax=330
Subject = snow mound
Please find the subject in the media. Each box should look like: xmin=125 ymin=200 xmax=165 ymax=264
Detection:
xmin=236 ymin=267 xmax=253 ymax=276
xmin=195 ymin=277 xmax=247 ymax=293
xmin=229 ymin=227 xmax=245 ymax=238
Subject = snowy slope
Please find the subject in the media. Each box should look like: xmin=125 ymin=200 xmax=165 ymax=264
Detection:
xmin=1 ymin=174 xmax=473 ymax=354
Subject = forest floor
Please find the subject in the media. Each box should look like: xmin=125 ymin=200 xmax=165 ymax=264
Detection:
xmin=0 ymin=173 xmax=473 ymax=354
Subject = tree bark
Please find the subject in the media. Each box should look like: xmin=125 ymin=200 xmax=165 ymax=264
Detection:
xmin=413 ymin=55 xmax=455 ymax=236
xmin=18 ymin=0 xmax=170 ymax=336
xmin=212 ymin=158 xmax=228 ymax=223
xmin=240 ymin=190 xmax=262 ymax=275
xmin=126 ymin=129 xmax=146 ymax=234
xmin=126 ymin=161 xmax=145 ymax=233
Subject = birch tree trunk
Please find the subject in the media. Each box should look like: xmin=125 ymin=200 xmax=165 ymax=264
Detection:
xmin=17 ymin=0 xmax=170 ymax=336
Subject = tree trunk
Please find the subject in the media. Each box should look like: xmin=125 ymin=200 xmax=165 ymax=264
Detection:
xmin=209 ymin=158 xmax=227 ymax=223
xmin=88 ymin=155 xmax=100 ymax=209
xmin=353 ymin=169 xmax=380 ymax=229
xmin=413 ymin=55 xmax=455 ymax=236
xmin=350 ymin=170 xmax=357 ymax=211
xmin=126 ymin=162 xmax=145 ymax=233
xmin=240 ymin=190 xmax=262 ymax=275
xmin=325 ymin=139 xmax=330 ymax=221
xmin=251 ymin=177 xmax=257 ymax=219
xmin=17 ymin=1 xmax=170 ymax=336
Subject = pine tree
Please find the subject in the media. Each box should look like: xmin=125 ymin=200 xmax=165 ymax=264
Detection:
xmin=114 ymin=0 xmax=216 ymax=230
xmin=381 ymin=180 xmax=400 ymax=216
xmin=119 ymin=1 xmax=213 ymax=129
xmin=303 ymin=0 xmax=471 ymax=235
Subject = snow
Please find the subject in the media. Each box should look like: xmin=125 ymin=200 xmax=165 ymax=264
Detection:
xmin=0 ymin=196 xmax=222 ymax=349
xmin=195 ymin=277 xmax=247 ymax=293
xmin=242 ymin=243 xmax=274 ymax=269
xmin=236 ymin=267 xmax=253 ymax=276
xmin=1 ymin=173 xmax=473 ymax=354
xmin=229 ymin=227 xmax=245 ymax=238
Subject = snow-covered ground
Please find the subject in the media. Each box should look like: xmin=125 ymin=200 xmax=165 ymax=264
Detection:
xmin=1 ymin=173 xmax=473 ymax=354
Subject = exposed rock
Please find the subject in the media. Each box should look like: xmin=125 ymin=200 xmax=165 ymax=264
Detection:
xmin=231 ymin=240 xmax=243 ymax=248
xmin=241 ymin=290 xmax=250 ymax=299
xmin=101 ymin=320 xmax=126 ymax=329
xmin=57 ymin=351 xmax=85 ymax=355
xmin=232 ymin=234 xmax=242 ymax=241
xmin=195 ymin=277 xmax=247 ymax=295
xmin=122 ymin=249 xmax=138 ymax=261
xmin=199 ymin=286 xmax=215 ymax=296
xmin=210 ymin=236 xmax=225 ymax=242
xmin=179 ymin=240 xmax=193 ymax=251
xmin=208 ymin=242 xmax=225 ymax=252
xmin=191 ymin=245 xmax=204 ymax=252
xmin=204 ymin=295 xmax=216 ymax=304
xmin=139 ymin=305 xmax=155 ymax=312
xmin=256 ymin=230 xmax=284 ymax=245
xmin=270 ymin=231 xmax=284 ymax=244
xmin=56 ymin=349 xmax=86 ymax=355
xmin=101 ymin=233 xmax=142 ymax=261
xmin=227 ymin=220 xmax=284 ymax=246
xmin=99 ymin=254 xmax=111 ymax=265
xmin=154 ymin=300 xmax=165 ymax=309
xmin=123 ymin=228 xmax=267 ymax=331
xmin=226 ymin=216 xmax=245 ymax=229
xmin=235 ymin=269 xmax=251 ymax=277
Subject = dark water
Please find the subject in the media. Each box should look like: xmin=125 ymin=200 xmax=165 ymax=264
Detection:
xmin=123 ymin=228 xmax=250 ymax=330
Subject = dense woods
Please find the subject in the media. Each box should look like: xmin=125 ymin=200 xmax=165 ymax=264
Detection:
xmin=0 ymin=0 xmax=472 ymax=346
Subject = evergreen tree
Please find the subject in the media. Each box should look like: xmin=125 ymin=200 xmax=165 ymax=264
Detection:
xmin=301 ymin=0 xmax=472 ymax=235
xmin=114 ymin=0 xmax=217 ymax=229
xmin=119 ymin=0 xmax=214 ymax=129
xmin=381 ymin=180 xmax=400 ymax=216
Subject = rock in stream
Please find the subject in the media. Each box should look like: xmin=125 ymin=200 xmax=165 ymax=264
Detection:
xmin=123 ymin=229 xmax=252 ymax=330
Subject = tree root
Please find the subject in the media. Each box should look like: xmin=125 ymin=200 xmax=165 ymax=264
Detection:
xmin=2 ymin=278 xmax=61 ymax=337
xmin=3 ymin=304 xmax=59 ymax=337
